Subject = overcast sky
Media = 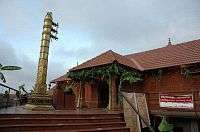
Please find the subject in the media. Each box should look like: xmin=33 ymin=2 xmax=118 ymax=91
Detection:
xmin=0 ymin=0 xmax=199 ymax=93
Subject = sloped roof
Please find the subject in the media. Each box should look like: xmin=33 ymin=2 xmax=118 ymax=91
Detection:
xmin=52 ymin=39 xmax=200 ymax=82
xmin=50 ymin=74 xmax=71 ymax=83
xmin=70 ymin=39 xmax=200 ymax=71
xmin=126 ymin=39 xmax=200 ymax=70
xmin=70 ymin=50 xmax=139 ymax=71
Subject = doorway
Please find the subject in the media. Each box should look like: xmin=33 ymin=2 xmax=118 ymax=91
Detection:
xmin=98 ymin=80 xmax=109 ymax=108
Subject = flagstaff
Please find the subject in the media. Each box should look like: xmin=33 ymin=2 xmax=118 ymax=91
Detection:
xmin=25 ymin=12 xmax=58 ymax=110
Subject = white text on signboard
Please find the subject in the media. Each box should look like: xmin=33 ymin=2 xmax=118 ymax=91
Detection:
xmin=159 ymin=94 xmax=193 ymax=109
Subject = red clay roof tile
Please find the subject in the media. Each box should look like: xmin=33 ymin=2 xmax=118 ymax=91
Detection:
xmin=53 ymin=39 xmax=200 ymax=82
xmin=70 ymin=39 xmax=200 ymax=72
xmin=70 ymin=50 xmax=139 ymax=71
xmin=50 ymin=74 xmax=71 ymax=83
xmin=126 ymin=39 xmax=200 ymax=70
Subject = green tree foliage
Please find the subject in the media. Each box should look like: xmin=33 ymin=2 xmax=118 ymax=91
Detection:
xmin=0 ymin=63 xmax=21 ymax=83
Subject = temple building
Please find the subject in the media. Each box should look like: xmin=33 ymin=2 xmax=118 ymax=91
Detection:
xmin=51 ymin=39 xmax=200 ymax=132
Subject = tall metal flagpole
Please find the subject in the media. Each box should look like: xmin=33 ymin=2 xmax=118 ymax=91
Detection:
xmin=25 ymin=12 xmax=58 ymax=110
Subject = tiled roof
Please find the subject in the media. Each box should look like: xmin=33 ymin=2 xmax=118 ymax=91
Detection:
xmin=68 ymin=39 xmax=200 ymax=73
xmin=52 ymin=39 xmax=200 ymax=82
xmin=126 ymin=39 xmax=200 ymax=70
xmin=70 ymin=50 xmax=139 ymax=71
xmin=50 ymin=74 xmax=71 ymax=83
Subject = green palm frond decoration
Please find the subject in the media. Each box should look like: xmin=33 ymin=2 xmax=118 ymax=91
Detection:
xmin=108 ymin=63 xmax=119 ymax=75
xmin=0 ymin=63 xmax=22 ymax=83
xmin=1 ymin=66 xmax=21 ymax=71
xmin=68 ymin=62 xmax=142 ymax=84
xmin=0 ymin=72 xmax=6 ymax=83
xmin=120 ymin=71 xmax=142 ymax=84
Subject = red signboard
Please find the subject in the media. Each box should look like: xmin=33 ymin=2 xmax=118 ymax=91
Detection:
xmin=159 ymin=94 xmax=193 ymax=109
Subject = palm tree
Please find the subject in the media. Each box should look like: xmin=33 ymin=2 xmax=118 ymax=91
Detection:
xmin=0 ymin=63 xmax=21 ymax=83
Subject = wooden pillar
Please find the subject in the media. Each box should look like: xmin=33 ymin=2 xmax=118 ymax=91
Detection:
xmin=79 ymin=81 xmax=86 ymax=109
xmin=108 ymin=75 xmax=118 ymax=110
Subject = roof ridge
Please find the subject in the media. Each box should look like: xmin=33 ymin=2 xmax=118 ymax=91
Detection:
xmin=125 ymin=38 xmax=200 ymax=57
xmin=70 ymin=50 xmax=112 ymax=71
xmin=70 ymin=50 xmax=141 ymax=71
xmin=70 ymin=38 xmax=200 ymax=72
xmin=125 ymin=38 xmax=200 ymax=70
xmin=107 ymin=50 xmax=118 ymax=61
xmin=109 ymin=50 xmax=142 ymax=70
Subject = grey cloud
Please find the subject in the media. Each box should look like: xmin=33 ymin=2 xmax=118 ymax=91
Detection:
xmin=42 ymin=0 xmax=200 ymax=51
xmin=0 ymin=41 xmax=35 ymax=92
xmin=0 ymin=41 xmax=64 ymax=93
xmin=1 ymin=0 xmax=200 ymax=53
xmin=55 ymin=46 xmax=96 ymax=60
xmin=0 ymin=41 xmax=18 ymax=65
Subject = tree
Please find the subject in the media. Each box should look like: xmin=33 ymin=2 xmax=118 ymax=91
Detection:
xmin=0 ymin=63 xmax=21 ymax=83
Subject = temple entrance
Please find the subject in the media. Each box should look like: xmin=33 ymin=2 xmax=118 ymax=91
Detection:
xmin=98 ymin=80 xmax=109 ymax=108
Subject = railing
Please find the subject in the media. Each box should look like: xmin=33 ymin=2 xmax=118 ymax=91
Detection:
xmin=0 ymin=83 xmax=27 ymax=108
xmin=119 ymin=91 xmax=155 ymax=132
xmin=0 ymin=83 xmax=19 ymax=92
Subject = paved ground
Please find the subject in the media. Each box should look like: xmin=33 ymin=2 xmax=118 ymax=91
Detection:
xmin=0 ymin=106 xmax=122 ymax=114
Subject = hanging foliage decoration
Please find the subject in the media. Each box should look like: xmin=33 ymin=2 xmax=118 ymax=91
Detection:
xmin=68 ymin=62 xmax=143 ymax=106
xmin=68 ymin=62 xmax=143 ymax=84
xmin=182 ymin=67 xmax=192 ymax=79
xmin=150 ymin=69 xmax=163 ymax=80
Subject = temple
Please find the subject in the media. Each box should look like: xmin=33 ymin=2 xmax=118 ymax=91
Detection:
xmin=51 ymin=39 xmax=200 ymax=131
xmin=0 ymin=12 xmax=199 ymax=132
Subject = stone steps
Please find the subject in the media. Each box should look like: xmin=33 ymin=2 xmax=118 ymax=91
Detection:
xmin=0 ymin=117 xmax=123 ymax=125
xmin=0 ymin=113 xmax=122 ymax=118
xmin=34 ymin=127 xmax=130 ymax=132
xmin=0 ymin=122 xmax=126 ymax=132
xmin=0 ymin=111 xmax=129 ymax=132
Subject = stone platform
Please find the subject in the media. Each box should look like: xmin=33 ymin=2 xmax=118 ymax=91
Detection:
xmin=0 ymin=106 xmax=129 ymax=132
xmin=0 ymin=106 xmax=122 ymax=114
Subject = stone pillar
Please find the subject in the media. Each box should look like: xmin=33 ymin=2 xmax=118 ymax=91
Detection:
xmin=108 ymin=75 xmax=118 ymax=110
